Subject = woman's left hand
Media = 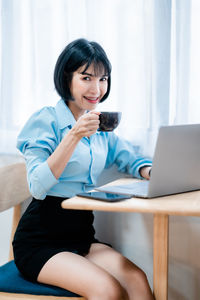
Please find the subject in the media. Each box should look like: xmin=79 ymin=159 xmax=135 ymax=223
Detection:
xmin=139 ymin=166 xmax=152 ymax=180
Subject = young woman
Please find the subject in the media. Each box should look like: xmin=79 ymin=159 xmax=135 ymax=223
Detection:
xmin=13 ymin=38 xmax=154 ymax=300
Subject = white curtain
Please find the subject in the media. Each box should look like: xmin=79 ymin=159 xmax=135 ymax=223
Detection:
xmin=0 ymin=0 xmax=199 ymax=155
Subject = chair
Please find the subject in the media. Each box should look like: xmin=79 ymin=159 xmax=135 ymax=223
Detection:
xmin=0 ymin=162 xmax=84 ymax=300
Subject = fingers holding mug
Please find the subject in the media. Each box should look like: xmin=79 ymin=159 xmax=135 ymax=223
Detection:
xmin=73 ymin=111 xmax=100 ymax=138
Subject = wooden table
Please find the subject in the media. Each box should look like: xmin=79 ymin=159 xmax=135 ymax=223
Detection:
xmin=61 ymin=178 xmax=200 ymax=300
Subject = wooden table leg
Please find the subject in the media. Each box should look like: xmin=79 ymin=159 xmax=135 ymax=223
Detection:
xmin=153 ymin=214 xmax=169 ymax=300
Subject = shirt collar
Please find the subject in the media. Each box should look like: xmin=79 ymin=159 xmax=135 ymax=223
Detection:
xmin=55 ymin=99 xmax=76 ymax=129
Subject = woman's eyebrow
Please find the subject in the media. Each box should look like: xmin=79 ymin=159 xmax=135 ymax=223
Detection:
xmin=80 ymin=72 xmax=94 ymax=76
xmin=80 ymin=71 xmax=108 ymax=77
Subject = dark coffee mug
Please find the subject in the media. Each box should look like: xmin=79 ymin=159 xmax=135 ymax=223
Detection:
xmin=98 ymin=112 xmax=122 ymax=132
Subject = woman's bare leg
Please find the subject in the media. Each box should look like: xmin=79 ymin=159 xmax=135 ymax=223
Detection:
xmin=86 ymin=243 xmax=154 ymax=300
xmin=37 ymin=251 xmax=127 ymax=300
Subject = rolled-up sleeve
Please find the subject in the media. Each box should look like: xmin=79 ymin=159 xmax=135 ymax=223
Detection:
xmin=28 ymin=160 xmax=58 ymax=199
xmin=17 ymin=107 xmax=59 ymax=199
xmin=105 ymin=133 xmax=152 ymax=179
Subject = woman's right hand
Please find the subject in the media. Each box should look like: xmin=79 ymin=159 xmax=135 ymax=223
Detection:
xmin=71 ymin=111 xmax=100 ymax=139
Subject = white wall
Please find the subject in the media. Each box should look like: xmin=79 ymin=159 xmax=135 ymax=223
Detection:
xmin=0 ymin=156 xmax=200 ymax=299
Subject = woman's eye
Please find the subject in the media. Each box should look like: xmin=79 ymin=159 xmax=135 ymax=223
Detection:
xmin=100 ymin=77 xmax=108 ymax=81
xmin=83 ymin=76 xmax=90 ymax=81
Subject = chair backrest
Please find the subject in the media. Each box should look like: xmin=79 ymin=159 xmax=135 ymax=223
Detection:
xmin=0 ymin=163 xmax=31 ymax=260
xmin=0 ymin=163 xmax=31 ymax=212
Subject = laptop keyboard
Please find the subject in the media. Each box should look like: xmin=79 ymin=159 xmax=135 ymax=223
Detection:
xmin=96 ymin=181 xmax=149 ymax=197
xmin=114 ymin=181 xmax=149 ymax=196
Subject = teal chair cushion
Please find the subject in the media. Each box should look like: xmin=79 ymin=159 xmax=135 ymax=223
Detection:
xmin=0 ymin=260 xmax=80 ymax=297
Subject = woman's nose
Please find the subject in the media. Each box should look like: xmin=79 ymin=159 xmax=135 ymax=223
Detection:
xmin=90 ymin=81 xmax=100 ymax=95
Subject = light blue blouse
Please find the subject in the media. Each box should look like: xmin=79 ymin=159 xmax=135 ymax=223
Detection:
xmin=17 ymin=99 xmax=152 ymax=200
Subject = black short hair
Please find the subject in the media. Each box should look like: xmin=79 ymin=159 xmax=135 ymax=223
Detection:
xmin=54 ymin=38 xmax=112 ymax=103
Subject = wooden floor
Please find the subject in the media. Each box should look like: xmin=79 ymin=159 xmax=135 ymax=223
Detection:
xmin=0 ymin=293 xmax=84 ymax=300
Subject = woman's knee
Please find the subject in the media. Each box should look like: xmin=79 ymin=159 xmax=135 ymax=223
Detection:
xmin=122 ymin=258 xmax=149 ymax=286
xmin=89 ymin=273 xmax=126 ymax=300
xmin=122 ymin=262 xmax=154 ymax=299
xmin=132 ymin=266 xmax=149 ymax=285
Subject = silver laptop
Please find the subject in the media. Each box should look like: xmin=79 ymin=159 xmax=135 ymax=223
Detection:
xmin=96 ymin=124 xmax=200 ymax=198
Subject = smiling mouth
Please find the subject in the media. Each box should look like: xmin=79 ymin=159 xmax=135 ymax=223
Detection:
xmin=84 ymin=96 xmax=100 ymax=103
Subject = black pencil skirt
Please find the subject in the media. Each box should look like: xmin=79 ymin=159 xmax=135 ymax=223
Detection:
xmin=12 ymin=195 xmax=104 ymax=282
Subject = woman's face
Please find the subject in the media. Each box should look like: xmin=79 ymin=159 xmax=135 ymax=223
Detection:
xmin=68 ymin=63 xmax=108 ymax=118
